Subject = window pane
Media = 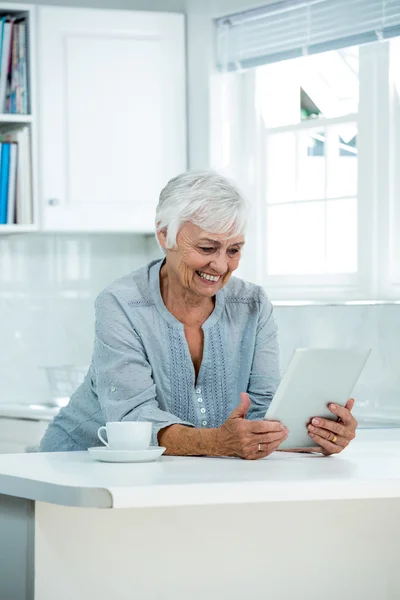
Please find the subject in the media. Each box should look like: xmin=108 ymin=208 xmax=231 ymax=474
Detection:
xmin=326 ymin=198 xmax=357 ymax=273
xmin=296 ymin=129 xmax=325 ymax=201
xmin=256 ymin=46 xmax=359 ymax=128
xmin=299 ymin=47 xmax=359 ymax=121
xmin=267 ymin=202 xmax=325 ymax=275
xmin=326 ymin=124 xmax=358 ymax=199
xmin=256 ymin=60 xmax=301 ymax=128
xmin=266 ymin=133 xmax=296 ymax=203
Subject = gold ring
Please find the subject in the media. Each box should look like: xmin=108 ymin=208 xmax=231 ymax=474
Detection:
xmin=258 ymin=442 xmax=262 ymax=452
xmin=332 ymin=435 xmax=338 ymax=443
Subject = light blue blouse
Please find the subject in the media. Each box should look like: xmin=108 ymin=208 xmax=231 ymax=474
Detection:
xmin=39 ymin=259 xmax=281 ymax=452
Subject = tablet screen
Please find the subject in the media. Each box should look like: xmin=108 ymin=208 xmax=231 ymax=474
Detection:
xmin=264 ymin=348 xmax=371 ymax=449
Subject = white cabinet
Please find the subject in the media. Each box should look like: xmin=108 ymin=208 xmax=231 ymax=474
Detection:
xmin=0 ymin=418 xmax=49 ymax=453
xmin=37 ymin=7 xmax=186 ymax=233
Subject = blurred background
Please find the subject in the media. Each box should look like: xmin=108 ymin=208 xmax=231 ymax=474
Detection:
xmin=0 ymin=0 xmax=399 ymax=451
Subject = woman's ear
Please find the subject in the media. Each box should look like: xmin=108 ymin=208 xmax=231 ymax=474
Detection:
xmin=156 ymin=227 xmax=167 ymax=250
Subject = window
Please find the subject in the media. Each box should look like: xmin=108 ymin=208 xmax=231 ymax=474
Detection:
xmin=259 ymin=48 xmax=358 ymax=280
xmin=213 ymin=1 xmax=400 ymax=301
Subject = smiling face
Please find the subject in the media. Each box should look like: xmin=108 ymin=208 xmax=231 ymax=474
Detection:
xmin=158 ymin=222 xmax=245 ymax=298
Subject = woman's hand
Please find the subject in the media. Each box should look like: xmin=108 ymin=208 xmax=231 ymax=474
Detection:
xmin=215 ymin=393 xmax=288 ymax=460
xmin=307 ymin=398 xmax=358 ymax=455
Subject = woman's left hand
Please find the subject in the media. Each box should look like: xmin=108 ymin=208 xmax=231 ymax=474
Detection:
xmin=307 ymin=398 xmax=358 ymax=455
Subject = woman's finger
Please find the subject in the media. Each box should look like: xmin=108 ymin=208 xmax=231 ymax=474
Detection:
xmin=246 ymin=432 xmax=288 ymax=458
xmin=249 ymin=420 xmax=286 ymax=434
xmin=257 ymin=430 xmax=288 ymax=445
xmin=308 ymin=425 xmax=348 ymax=447
xmin=308 ymin=418 xmax=353 ymax=439
xmin=328 ymin=403 xmax=356 ymax=426
xmin=309 ymin=431 xmax=341 ymax=454
xmin=253 ymin=438 xmax=285 ymax=459
xmin=246 ymin=433 xmax=288 ymax=459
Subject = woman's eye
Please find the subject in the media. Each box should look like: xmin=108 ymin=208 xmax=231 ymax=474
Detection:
xmin=199 ymin=247 xmax=214 ymax=253
xmin=228 ymin=248 xmax=240 ymax=256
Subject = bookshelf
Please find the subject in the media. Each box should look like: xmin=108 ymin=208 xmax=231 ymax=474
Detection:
xmin=0 ymin=3 xmax=37 ymax=234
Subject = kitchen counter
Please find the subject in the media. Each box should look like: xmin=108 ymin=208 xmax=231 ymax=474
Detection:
xmin=0 ymin=429 xmax=400 ymax=508
xmin=0 ymin=403 xmax=60 ymax=421
xmin=1 ymin=429 xmax=399 ymax=600
xmin=0 ymin=405 xmax=59 ymax=454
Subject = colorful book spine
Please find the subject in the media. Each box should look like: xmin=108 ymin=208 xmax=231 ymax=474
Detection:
xmin=0 ymin=143 xmax=3 ymax=222
xmin=0 ymin=20 xmax=13 ymax=113
xmin=7 ymin=142 xmax=17 ymax=223
xmin=0 ymin=142 xmax=10 ymax=224
xmin=0 ymin=17 xmax=5 ymax=66
xmin=19 ymin=21 xmax=28 ymax=114
xmin=9 ymin=19 xmax=18 ymax=114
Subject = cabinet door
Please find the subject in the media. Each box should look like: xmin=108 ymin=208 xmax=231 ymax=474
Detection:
xmin=0 ymin=418 xmax=49 ymax=453
xmin=38 ymin=7 xmax=186 ymax=232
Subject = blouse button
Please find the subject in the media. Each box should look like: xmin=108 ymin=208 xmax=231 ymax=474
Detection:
xmin=202 ymin=420 xmax=207 ymax=426
xmin=197 ymin=397 xmax=203 ymax=403
xmin=111 ymin=387 xmax=116 ymax=392
xmin=196 ymin=388 xmax=201 ymax=394
xmin=200 ymin=408 xmax=206 ymax=414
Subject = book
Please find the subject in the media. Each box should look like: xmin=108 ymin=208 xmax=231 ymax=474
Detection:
xmin=0 ymin=20 xmax=13 ymax=113
xmin=0 ymin=125 xmax=33 ymax=224
xmin=0 ymin=143 xmax=2 ymax=222
xmin=7 ymin=142 xmax=17 ymax=223
xmin=0 ymin=17 xmax=6 ymax=66
xmin=18 ymin=20 xmax=28 ymax=114
xmin=15 ymin=127 xmax=32 ymax=223
xmin=9 ymin=18 xmax=18 ymax=114
xmin=0 ymin=142 xmax=10 ymax=224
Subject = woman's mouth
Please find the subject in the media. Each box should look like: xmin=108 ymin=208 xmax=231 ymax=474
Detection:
xmin=196 ymin=270 xmax=222 ymax=284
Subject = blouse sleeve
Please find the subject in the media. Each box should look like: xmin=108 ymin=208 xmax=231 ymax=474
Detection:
xmin=93 ymin=290 xmax=194 ymax=446
xmin=246 ymin=288 xmax=281 ymax=421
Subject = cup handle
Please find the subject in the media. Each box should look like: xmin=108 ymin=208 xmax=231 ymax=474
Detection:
xmin=97 ymin=426 xmax=109 ymax=447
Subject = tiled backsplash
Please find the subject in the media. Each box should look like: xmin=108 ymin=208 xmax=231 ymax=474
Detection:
xmin=1 ymin=234 xmax=399 ymax=422
xmin=0 ymin=233 xmax=160 ymax=404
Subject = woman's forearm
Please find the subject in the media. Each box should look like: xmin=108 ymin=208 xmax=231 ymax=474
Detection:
xmin=158 ymin=424 xmax=220 ymax=456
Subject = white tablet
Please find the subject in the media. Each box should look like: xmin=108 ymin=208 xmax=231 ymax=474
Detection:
xmin=264 ymin=348 xmax=371 ymax=449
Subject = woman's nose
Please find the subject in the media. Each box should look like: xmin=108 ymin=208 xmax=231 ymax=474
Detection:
xmin=209 ymin=253 xmax=228 ymax=274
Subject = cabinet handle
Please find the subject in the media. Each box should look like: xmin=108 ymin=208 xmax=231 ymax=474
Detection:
xmin=48 ymin=198 xmax=59 ymax=206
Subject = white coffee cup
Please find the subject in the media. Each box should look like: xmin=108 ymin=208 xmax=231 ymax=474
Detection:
xmin=97 ymin=422 xmax=152 ymax=451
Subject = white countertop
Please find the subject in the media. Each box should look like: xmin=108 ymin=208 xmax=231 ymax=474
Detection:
xmin=0 ymin=404 xmax=60 ymax=421
xmin=0 ymin=429 xmax=399 ymax=509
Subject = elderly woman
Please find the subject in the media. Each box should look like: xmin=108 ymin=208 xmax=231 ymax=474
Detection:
xmin=40 ymin=171 xmax=358 ymax=458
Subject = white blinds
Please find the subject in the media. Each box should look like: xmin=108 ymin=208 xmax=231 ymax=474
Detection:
xmin=216 ymin=0 xmax=400 ymax=70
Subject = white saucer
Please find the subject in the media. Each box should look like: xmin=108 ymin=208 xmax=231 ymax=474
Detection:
xmin=88 ymin=446 xmax=166 ymax=463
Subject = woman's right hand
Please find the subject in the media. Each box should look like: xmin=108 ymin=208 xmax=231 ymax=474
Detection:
xmin=214 ymin=393 xmax=288 ymax=460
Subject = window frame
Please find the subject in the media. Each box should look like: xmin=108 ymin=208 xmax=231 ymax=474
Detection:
xmin=211 ymin=41 xmax=399 ymax=301
xmin=261 ymin=113 xmax=359 ymax=291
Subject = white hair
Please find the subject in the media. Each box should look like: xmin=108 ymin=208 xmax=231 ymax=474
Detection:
xmin=155 ymin=170 xmax=249 ymax=251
